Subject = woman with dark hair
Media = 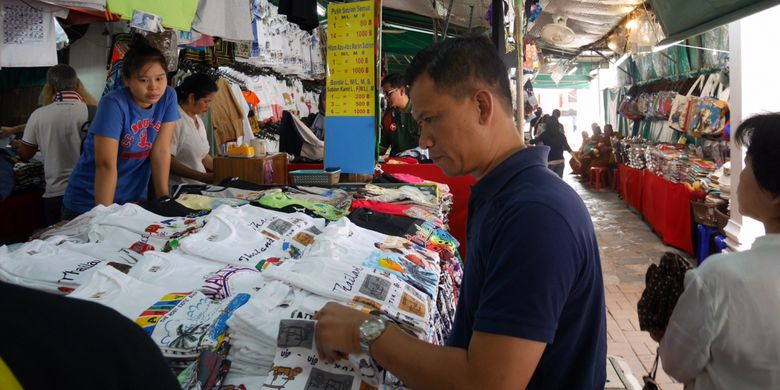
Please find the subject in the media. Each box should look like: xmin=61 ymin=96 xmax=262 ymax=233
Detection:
xmin=530 ymin=115 xmax=579 ymax=178
xmin=651 ymin=113 xmax=780 ymax=389
xmin=63 ymin=37 xmax=179 ymax=218
xmin=169 ymin=73 xmax=218 ymax=186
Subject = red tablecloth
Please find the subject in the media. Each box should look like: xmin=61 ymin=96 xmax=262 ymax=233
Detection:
xmin=289 ymin=163 xmax=475 ymax=260
xmin=617 ymin=164 xmax=694 ymax=254
xmin=618 ymin=164 xmax=644 ymax=212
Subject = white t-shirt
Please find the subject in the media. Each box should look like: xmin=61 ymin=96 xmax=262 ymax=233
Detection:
xmin=68 ymin=266 xmax=178 ymax=319
xmin=127 ymin=250 xmax=265 ymax=301
xmin=262 ymin=258 xmax=432 ymax=336
xmin=171 ymin=106 xmax=210 ymax=186
xmin=0 ymin=0 xmax=68 ymax=67
xmin=88 ymin=203 xmax=208 ymax=254
xmin=178 ymin=205 xmax=326 ymax=266
xmin=660 ymin=234 xmax=780 ymax=390
xmin=0 ymin=240 xmax=108 ymax=294
xmin=21 ymin=101 xmax=88 ymax=197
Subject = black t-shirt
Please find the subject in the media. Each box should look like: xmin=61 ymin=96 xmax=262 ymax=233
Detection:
xmin=530 ymin=128 xmax=573 ymax=161
xmin=347 ymin=207 xmax=426 ymax=237
xmin=0 ymin=281 xmax=180 ymax=390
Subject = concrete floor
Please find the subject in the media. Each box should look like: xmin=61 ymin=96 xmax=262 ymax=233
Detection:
xmin=563 ymin=170 xmax=684 ymax=390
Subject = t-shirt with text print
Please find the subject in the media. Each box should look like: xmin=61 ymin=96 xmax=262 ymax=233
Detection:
xmin=64 ymin=86 xmax=180 ymax=213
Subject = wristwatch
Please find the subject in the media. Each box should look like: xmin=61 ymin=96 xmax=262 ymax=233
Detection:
xmin=359 ymin=314 xmax=388 ymax=353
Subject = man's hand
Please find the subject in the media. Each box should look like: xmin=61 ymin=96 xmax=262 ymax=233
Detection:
xmin=313 ymin=302 xmax=371 ymax=362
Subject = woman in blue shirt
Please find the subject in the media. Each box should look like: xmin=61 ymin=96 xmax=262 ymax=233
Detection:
xmin=63 ymin=38 xmax=180 ymax=218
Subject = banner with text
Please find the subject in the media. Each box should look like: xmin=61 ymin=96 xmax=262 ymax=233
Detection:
xmin=325 ymin=1 xmax=376 ymax=174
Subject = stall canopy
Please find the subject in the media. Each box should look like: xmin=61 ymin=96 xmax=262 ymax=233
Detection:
xmin=651 ymin=0 xmax=780 ymax=44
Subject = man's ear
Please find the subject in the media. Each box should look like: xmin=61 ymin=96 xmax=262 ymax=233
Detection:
xmin=474 ymin=89 xmax=494 ymax=125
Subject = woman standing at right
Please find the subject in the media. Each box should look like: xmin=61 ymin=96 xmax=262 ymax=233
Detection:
xmin=652 ymin=113 xmax=780 ymax=389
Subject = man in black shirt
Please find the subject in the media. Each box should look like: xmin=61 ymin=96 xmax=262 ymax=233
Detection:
xmin=0 ymin=281 xmax=180 ymax=389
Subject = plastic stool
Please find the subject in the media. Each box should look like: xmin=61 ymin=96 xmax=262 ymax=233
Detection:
xmin=714 ymin=235 xmax=728 ymax=254
xmin=589 ymin=167 xmax=608 ymax=191
xmin=697 ymin=224 xmax=718 ymax=265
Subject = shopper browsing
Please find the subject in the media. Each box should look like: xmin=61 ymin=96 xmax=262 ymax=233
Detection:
xmin=651 ymin=113 xmax=780 ymax=390
xmin=9 ymin=65 xmax=96 ymax=226
xmin=63 ymin=38 xmax=179 ymax=219
xmin=169 ymin=73 xmax=218 ymax=187
xmin=529 ymin=115 xmax=580 ymax=177
xmin=314 ymin=36 xmax=606 ymax=390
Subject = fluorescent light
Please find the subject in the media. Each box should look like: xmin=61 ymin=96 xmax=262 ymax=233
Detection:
xmin=317 ymin=3 xmax=326 ymax=16
xmin=615 ymin=53 xmax=630 ymax=66
xmin=567 ymin=66 xmax=578 ymax=76
xmin=652 ymin=40 xmax=682 ymax=53
xmin=625 ymin=19 xmax=638 ymax=30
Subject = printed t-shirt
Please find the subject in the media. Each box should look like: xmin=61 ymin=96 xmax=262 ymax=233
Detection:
xmin=258 ymin=191 xmax=346 ymax=221
xmin=20 ymin=100 xmax=88 ymax=197
xmin=170 ymin=106 xmax=210 ymax=186
xmin=0 ymin=240 xmax=108 ymax=294
xmin=64 ymin=86 xmax=180 ymax=213
xmin=449 ymin=147 xmax=606 ymax=389
xmin=127 ymin=250 xmax=264 ymax=300
xmin=178 ymin=205 xmax=326 ymax=266
xmin=175 ymin=193 xmax=248 ymax=210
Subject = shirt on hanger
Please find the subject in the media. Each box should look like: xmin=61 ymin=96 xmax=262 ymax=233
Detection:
xmin=0 ymin=0 xmax=68 ymax=67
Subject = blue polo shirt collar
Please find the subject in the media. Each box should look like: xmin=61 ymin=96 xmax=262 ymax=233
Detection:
xmin=471 ymin=146 xmax=550 ymax=200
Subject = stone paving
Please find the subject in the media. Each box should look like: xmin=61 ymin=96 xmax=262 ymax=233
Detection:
xmin=563 ymin=171 xmax=684 ymax=390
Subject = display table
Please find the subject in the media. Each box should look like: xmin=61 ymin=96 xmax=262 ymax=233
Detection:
xmin=213 ymin=153 xmax=288 ymax=185
xmin=288 ymin=163 xmax=476 ymax=260
xmin=617 ymin=164 xmax=694 ymax=254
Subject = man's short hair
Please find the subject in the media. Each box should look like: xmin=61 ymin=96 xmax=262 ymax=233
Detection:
xmin=47 ymin=64 xmax=78 ymax=92
xmin=405 ymin=35 xmax=513 ymax=113
xmin=552 ymin=109 xmax=561 ymax=118
xmin=381 ymin=73 xmax=406 ymax=90
xmin=735 ymin=113 xmax=780 ymax=197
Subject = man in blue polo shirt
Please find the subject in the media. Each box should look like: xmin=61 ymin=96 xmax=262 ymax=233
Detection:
xmin=314 ymin=35 xmax=606 ymax=389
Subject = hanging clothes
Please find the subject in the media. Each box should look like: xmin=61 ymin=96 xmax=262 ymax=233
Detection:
xmin=210 ymin=78 xmax=245 ymax=146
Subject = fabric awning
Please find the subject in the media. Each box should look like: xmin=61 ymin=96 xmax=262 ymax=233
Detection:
xmin=652 ymin=0 xmax=780 ymax=44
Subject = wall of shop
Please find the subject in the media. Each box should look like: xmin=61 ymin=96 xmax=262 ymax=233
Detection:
xmin=725 ymin=4 xmax=780 ymax=250
xmin=68 ymin=24 xmax=112 ymax=100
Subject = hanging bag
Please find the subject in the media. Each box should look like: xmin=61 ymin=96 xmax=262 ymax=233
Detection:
xmin=681 ymin=74 xmax=721 ymax=134
xmin=668 ymin=75 xmax=705 ymax=131
xmin=690 ymin=74 xmax=730 ymax=138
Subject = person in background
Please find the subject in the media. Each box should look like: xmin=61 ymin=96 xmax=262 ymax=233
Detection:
xmin=379 ymin=73 xmax=421 ymax=156
xmin=9 ymin=65 xmax=96 ymax=226
xmin=0 ymin=280 xmax=180 ymax=389
xmin=169 ymin=73 xmax=217 ymax=187
xmin=63 ymin=38 xmax=179 ymax=219
xmin=532 ymin=114 xmax=549 ymax=138
xmin=650 ymin=113 xmax=780 ymax=389
xmin=530 ymin=115 xmax=579 ymax=178
xmin=311 ymin=92 xmax=326 ymax=141
xmin=314 ymin=35 xmax=606 ymax=390
xmin=529 ymin=107 xmax=543 ymax=136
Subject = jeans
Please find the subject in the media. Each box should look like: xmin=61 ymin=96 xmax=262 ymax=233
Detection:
xmin=61 ymin=205 xmax=83 ymax=221
xmin=549 ymin=162 xmax=565 ymax=178
xmin=43 ymin=196 xmax=63 ymax=226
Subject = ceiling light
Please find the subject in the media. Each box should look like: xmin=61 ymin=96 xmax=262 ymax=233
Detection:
xmin=652 ymin=40 xmax=682 ymax=52
xmin=317 ymin=3 xmax=326 ymax=17
xmin=615 ymin=53 xmax=630 ymax=66
xmin=625 ymin=19 xmax=638 ymax=30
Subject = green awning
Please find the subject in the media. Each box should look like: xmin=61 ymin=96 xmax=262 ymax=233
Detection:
xmin=651 ymin=0 xmax=780 ymax=44
xmin=532 ymin=74 xmax=592 ymax=89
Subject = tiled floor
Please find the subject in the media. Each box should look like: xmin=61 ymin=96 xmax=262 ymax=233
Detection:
xmin=563 ymin=171 xmax=684 ymax=390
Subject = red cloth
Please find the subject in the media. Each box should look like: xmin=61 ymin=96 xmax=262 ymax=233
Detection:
xmin=618 ymin=164 xmax=643 ymax=211
xmin=387 ymin=173 xmax=425 ymax=184
xmin=640 ymin=170 xmax=694 ymax=254
xmin=349 ymin=200 xmax=412 ymax=216
xmin=386 ymin=157 xmax=419 ymax=164
xmin=288 ymin=163 xmax=476 ymax=260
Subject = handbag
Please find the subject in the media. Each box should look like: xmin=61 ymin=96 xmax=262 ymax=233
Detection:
xmin=619 ymin=86 xmax=644 ymax=121
xmin=637 ymin=252 xmax=692 ymax=332
xmin=689 ymin=74 xmax=730 ymax=138
xmin=668 ymin=75 xmax=705 ymax=131
xmin=642 ymin=352 xmax=661 ymax=390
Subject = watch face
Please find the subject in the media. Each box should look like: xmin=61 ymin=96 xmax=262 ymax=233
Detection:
xmin=362 ymin=318 xmax=385 ymax=340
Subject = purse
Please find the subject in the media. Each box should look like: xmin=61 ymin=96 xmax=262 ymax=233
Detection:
xmin=689 ymin=74 xmax=730 ymax=138
xmin=642 ymin=352 xmax=661 ymax=390
xmin=668 ymin=75 xmax=706 ymax=131
xmin=619 ymin=86 xmax=644 ymax=121
xmin=637 ymin=252 xmax=692 ymax=332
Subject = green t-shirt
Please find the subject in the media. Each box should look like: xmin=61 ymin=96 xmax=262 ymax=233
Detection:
xmin=380 ymin=103 xmax=421 ymax=155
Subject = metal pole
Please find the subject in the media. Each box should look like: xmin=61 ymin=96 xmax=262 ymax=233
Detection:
xmin=442 ymin=0 xmax=456 ymax=40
